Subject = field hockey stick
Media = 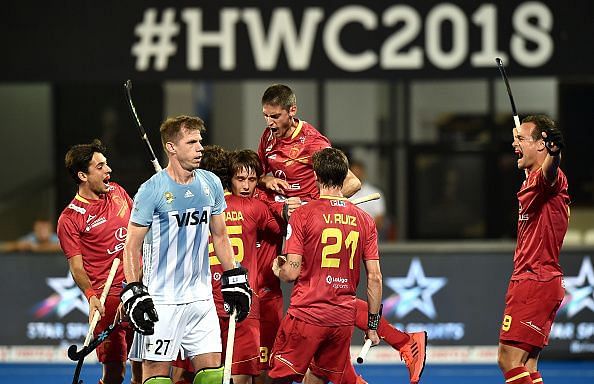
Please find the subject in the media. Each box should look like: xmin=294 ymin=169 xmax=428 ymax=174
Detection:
xmin=495 ymin=58 xmax=521 ymax=128
xmin=69 ymin=257 xmax=120 ymax=384
xmin=351 ymin=192 xmax=381 ymax=205
xmin=124 ymin=80 xmax=163 ymax=172
xmin=222 ymin=309 xmax=237 ymax=384
xmin=356 ymin=339 xmax=373 ymax=364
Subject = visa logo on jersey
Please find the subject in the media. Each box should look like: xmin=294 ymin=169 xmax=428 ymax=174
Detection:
xmin=173 ymin=210 xmax=209 ymax=227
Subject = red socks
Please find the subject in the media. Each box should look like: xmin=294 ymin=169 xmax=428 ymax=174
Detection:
xmin=530 ymin=372 xmax=543 ymax=383
xmin=504 ymin=367 xmax=533 ymax=384
xmin=377 ymin=316 xmax=410 ymax=349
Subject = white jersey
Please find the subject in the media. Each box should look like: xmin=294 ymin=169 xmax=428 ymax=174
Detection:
xmin=131 ymin=169 xmax=226 ymax=304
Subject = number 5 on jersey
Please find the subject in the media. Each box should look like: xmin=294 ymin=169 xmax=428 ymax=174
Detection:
xmin=209 ymin=225 xmax=244 ymax=265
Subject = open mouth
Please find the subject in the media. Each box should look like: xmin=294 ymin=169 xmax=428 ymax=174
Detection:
xmin=103 ymin=176 xmax=110 ymax=188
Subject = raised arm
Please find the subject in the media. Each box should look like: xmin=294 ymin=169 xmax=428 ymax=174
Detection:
xmin=341 ymin=169 xmax=362 ymax=198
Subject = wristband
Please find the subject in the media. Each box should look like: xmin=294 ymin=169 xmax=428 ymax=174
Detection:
xmin=368 ymin=312 xmax=380 ymax=330
xmin=84 ymin=288 xmax=97 ymax=301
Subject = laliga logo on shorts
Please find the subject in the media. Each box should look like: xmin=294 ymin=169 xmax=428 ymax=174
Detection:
xmin=326 ymin=275 xmax=332 ymax=284
xmin=560 ymin=256 xmax=594 ymax=318
xmin=213 ymin=272 xmax=222 ymax=281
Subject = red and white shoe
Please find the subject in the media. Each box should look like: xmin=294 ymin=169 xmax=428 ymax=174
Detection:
xmin=399 ymin=331 xmax=427 ymax=384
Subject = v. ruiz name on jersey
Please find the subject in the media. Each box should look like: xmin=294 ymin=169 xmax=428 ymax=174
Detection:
xmin=323 ymin=214 xmax=357 ymax=227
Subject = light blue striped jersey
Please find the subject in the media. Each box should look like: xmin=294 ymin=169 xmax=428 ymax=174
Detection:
xmin=130 ymin=169 xmax=226 ymax=304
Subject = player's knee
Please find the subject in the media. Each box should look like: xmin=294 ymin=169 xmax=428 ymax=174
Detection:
xmin=193 ymin=366 xmax=224 ymax=384
xmin=144 ymin=377 xmax=173 ymax=384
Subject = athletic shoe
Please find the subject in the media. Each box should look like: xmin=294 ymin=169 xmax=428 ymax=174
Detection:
xmin=399 ymin=331 xmax=427 ymax=384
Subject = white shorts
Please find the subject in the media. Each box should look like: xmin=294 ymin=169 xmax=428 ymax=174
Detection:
xmin=128 ymin=299 xmax=222 ymax=362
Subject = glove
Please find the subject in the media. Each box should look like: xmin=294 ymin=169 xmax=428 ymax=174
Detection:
xmin=221 ymin=267 xmax=252 ymax=322
xmin=543 ymin=127 xmax=564 ymax=156
xmin=120 ymin=282 xmax=159 ymax=335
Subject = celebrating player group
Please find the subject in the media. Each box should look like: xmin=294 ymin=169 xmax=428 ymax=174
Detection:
xmin=57 ymin=78 xmax=568 ymax=384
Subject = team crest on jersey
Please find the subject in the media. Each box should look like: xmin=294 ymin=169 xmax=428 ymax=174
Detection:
xmin=164 ymin=191 xmax=175 ymax=204
xmin=289 ymin=146 xmax=300 ymax=159
xmin=203 ymin=186 xmax=210 ymax=196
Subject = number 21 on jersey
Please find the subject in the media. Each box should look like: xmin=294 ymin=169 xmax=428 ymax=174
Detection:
xmin=321 ymin=228 xmax=359 ymax=269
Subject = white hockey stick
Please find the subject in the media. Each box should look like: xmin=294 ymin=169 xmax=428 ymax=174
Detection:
xmin=223 ymin=309 xmax=237 ymax=384
xmin=351 ymin=192 xmax=381 ymax=205
xmin=356 ymin=339 xmax=373 ymax=364
xmin=85 ymin=257 xmax=120 ymax=345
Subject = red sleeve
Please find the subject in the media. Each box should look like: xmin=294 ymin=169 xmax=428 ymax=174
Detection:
xmin=56 ymin=215 xmax=81 ymax=259
xmin=536 ymin=168 xmax=565 ymax=195
xmin=310 ymin=132 xmax=331 ymax=152
xmin=257 ymin=131 xmax=270 ymax=175
xmin=257 ymin=200 xmax=282 ymax=236
xmin=285 ymin=209 xmax=305 ymax=256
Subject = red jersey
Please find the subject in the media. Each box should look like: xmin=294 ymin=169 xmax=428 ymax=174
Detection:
xmin=513 ymin=168 xmax=570 ymax=281
xmin=257 ymin=229 xmax=283 ymax=300
xmin=257 ymin=120 xmax=331 ymax=201
xmin=285 ymin=196 xmax=379 ymax=326
xmin=56 ymin=183 xmax=133 ymax=296
xmin=210 ymin=193 xmax=282 ymax=319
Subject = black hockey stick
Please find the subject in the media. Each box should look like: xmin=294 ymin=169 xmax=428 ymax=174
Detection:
xmin=124 ymin=80 xmax=163 ymax=172
xmin=68 ymin=322 xmax=119 ymax=384
xmin=68 ymin=322 xmax=120 ymax=361
xmin=495 ymin=58 xmax=521 ymax=128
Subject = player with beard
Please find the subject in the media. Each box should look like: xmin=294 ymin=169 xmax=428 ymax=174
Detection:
xmin=498 ymin=115 xmax=569 ymax=384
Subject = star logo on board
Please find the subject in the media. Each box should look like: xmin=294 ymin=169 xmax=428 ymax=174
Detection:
xmin=560 ymin=256 xmax=594 ymax=318
xmin=382 ymin=257 xmax=447 ymax=319
xmin=31 ymin=272 xmax=89 ymax=319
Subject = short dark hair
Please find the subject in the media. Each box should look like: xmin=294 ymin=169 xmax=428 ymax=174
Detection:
xmin=312 ymin=148 xmax=349 ymax=189
xmin=523 ymin=115 xmax=558 ymax=141
xmin=160 ymin=115 xmax=205 ymax=151
xmin=228 ymin=150 xmax=263 ymax=180
xmin=64 ymin=139 xmax=106 ymax=184
xmin=200 ymin=145 xmax=230 ymax=190
xmin=261 ymin=84 xmax=296 ymax=111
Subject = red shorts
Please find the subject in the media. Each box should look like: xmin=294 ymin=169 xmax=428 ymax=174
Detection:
xmin=259 ymin=296 xmax=283 ymax=371
xmin=499 ymin=277 xmax=564 ymax=350
xmin=354 ymin=298 xmax=369 ymax=331
xmin=95 ymin=295 xmax=133 ymax=363
xmin=219 ymin=317 xmax=260 ymax=376
xmin=171 ymin=352 xmax=194 ymax=371
xmin=269 ymin=314 xmax=354 ymax=383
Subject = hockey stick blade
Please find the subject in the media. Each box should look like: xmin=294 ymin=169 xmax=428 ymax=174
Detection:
xmin=67 ymin=323 xmax=118 ymax=361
